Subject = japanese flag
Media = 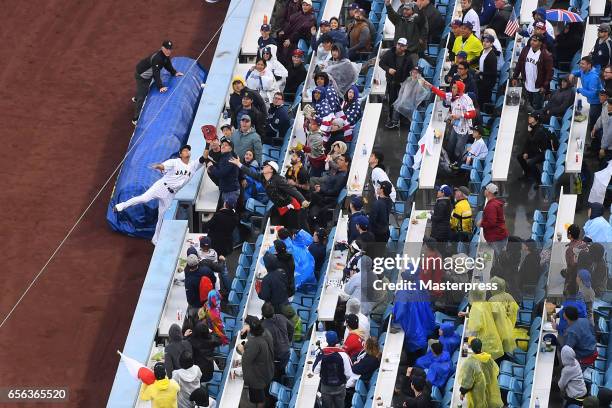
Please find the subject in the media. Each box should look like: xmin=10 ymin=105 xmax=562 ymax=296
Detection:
xmin=117 ymin=351 xmax=155 ymax=385
xmin=412 ymin=127 xmax=435 ymax=171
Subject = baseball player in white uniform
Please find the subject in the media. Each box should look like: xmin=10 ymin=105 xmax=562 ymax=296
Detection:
xmin=114 ymin=144 xmax=206 ymax=245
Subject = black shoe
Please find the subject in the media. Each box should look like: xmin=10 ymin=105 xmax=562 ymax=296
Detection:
xmin=131 ymin=97 xmax=137 ymax=103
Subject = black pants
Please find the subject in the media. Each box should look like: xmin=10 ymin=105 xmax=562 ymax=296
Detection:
xmin=134 ymin=73 xmax=152 ymax=120
xmin=589 ymin=103 xmax=603 ymax=151
xmin=386 ymin=82 xmax=401 ymax=121
xmin=516 ymin=152 xmax=545 ymax=179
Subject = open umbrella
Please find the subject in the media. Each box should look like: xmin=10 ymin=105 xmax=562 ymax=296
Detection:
xmin=545 ymin=8 xmax=583 ymax=22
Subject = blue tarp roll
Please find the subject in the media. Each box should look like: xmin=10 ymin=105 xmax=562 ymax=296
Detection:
xmin=107 ymin=57 xmax=207 ymax=238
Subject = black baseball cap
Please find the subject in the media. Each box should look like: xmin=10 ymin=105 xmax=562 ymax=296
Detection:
xmin=220 ymin=138 xmax=234 ymax=149
xmin=179 ymin=144 xmax=191 ymax=153
xmin=162 ymin=40 xmax=173 ymax=50
xmin=471 ymin=125 xmax=484 ymax=134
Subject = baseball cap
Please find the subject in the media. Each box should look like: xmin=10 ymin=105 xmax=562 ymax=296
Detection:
xmin=201 ymin=125 xmax=217 ymax=142
xmin=262 ymin=46 xmax=272 ymax=54
xmin=179 ymin=144 xmax=191 ymax=153
xmin=260 ymin=24 xmax=271 ymax=31
xmin=240 ymin=114 xmax=252 ymax=122
xmin=397 ymin=37 xmax=408 ymax=46
xmin=599 ymin=23 xmax=611 ymax=32
xmin=485 ymin=183 xmax=499 ymax=194
xmin=451 ymin=19 xmax=463 ymax=27
xmin=435 ymin=184 xmax=452 ymax=197
xmin=187 ymin=254 xmax=200 ymax=267
xmin=320 ymin=19 xmax=330 ymax=26
xmin=462 ymin=21 xmax=474 ymax=29
xmin=354 ymin=215 xmax=369 ymax=229
xmin=264 ymin=160 xmax=279 ymax=173
xmin=349 ymin=2 xmax=360 ymax=10
xmin=220 ymin=123 xmax=232 ymax=131
xmin=530 ymin=34 xmax=543 ymax=42
xmin=241 ymin=90 xmax=253 ymax=99
xmin=471 ymin=125 xmax=484 ymax=134
xmin=534 ymin=21 xmax=546 ymax=29
xmin=292 ymin=49 xmax=305 ymax=57
xmin=221 ymin=138 xmax=234 ymax=149
xmin=162 ymin=40 xmax=173 ymax=50
xmin=482 ymin=34 xmax=495 ymax=43
xmin=455 ymin=186 xmax=471 ymax=197
xmin=351 ymin=195 xmax=364 ymax=210
xmin=456 ymin=51 xmax=468 ymax=58
xmin=326 ymin=330 xmax=339 ymax=345
xmin=302 ymin=0 xmax=313 ymax=5
xmin=199 ymin=236 xmax=211 ymax=247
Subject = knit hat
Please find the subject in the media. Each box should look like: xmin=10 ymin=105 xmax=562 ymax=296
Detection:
xmin=455 ymin=186 xmax=471 ymax=197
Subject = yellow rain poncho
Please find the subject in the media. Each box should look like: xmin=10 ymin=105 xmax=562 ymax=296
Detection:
xmin=489 ymin=276 xmax=519 ymax=353
xmin=459 ymin=352 xmax=486 ymax=408
xmin=472 ymin=351 xmax=503 ymax=408
xmin=466 ymin=289 xmax=504 ymax=360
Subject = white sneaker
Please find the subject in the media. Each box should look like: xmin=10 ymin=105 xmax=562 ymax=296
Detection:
xmin=131 ymin=119 xmax=138 ymax=126
xmin=114 ymin=204 xmax=122 ymax=212
xmin=205 ymin=0 xmax=220 ymax=3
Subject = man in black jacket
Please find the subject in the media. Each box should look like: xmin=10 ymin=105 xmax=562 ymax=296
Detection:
xmin=431 ymin=184 xmax=452 ymax=245
xmin=207 ymin=138 xmax=240 ymax=209
xmin=265 ymin=92 xmax=291 ymax=145
xmin=348 ymin=195 xmax=367 ymax=243
xmin=284 ymin=49 xmax=307 ymax=102
xmin=539 ymin=76 xmax=575 ymax=122
xmin=308 ymin=154 xmax=351 ymax=228
xmin=202 ymin=198 xmax=239 ymax=256
xmin=233 ymin=91 xmax=267 ymax=138
xmin=261 ymin=302 xmax=294 ymax=381
xmin=369 ymin=180 xmax=393 ymax=242
xmin=259 ymin=264 xmax=290 ymax=314
xmin=380 ymin=38 xmax=414 ymax=128
xmin=416 ymin=0 xmax=444 ymax=44
xmin=133 ymin=40 xmax=183 ymax=125
xmin=516 ymin=112 xmax=549 ymax=183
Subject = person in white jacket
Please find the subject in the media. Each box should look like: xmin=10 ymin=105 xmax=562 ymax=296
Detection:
xmin=245 ymin=58 xmax=278 ymax=104
xmin=261 ymin=45 xmax=288 ymax=92
xmin=171 ymin=351 xmax=203 ymax=408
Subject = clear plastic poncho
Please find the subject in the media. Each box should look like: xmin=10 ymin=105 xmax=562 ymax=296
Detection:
xmin=392 ymin=73 xmax=430 ymax=119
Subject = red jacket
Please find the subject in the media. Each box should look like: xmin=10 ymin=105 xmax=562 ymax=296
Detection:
xmin=343 ymin=331 xmax=365 ymax=358
xmin=481 ymin=198 xmax=509 ymax=242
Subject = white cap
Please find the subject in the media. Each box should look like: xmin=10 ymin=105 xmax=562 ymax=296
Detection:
xmin=303 ymin=0 xmax=313 ymax=4
xmin=485 ymin=183 xmax=498 ymax=194
xmin=265 ymin=161 xmax=279 ymax=173
xmin=397 ymin=37 xmax=408 ymax=46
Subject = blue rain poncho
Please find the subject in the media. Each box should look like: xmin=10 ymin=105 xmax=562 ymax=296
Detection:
xmin=439 ymin=322 xmax=461 ymax=356
xmin=277 ymin=230 xmax=316 ymax=289
xmin=415 ymin=350 xmax=453 ymax=388
xmin=392 ymin=269 xmax=436 ymax=352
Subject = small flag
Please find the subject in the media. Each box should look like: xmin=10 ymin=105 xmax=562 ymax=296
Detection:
xmin=504 ymin=7 xmax=519 ymax=37
xmin=117 ymin=351 xmax=156 ymax=385
xmin=263 ymin=15 xmax=268 ymax=24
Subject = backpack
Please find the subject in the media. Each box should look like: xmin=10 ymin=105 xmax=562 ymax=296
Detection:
xmin=199 ymin=276 xmax=214 ymax=304
xmin=543 ymin=127 xmax=559 ymax=151
xmin=320 ymin=351 xmax=347 ymax=386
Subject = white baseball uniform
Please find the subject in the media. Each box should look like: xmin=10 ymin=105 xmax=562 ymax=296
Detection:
xmin=116 ymin=157 xmax=204 ymax=244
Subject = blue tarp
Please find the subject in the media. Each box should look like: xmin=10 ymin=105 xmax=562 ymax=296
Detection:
xmin=106 ymin=57 xmax=207 ymax=238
